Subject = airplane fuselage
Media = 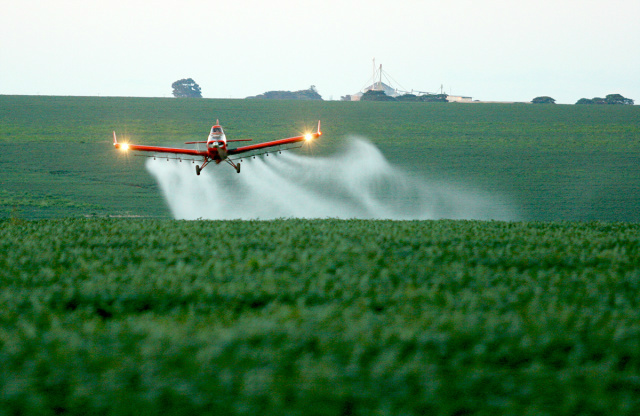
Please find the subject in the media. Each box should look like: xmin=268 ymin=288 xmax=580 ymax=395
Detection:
xmin=208 ymin=125 xmax=227 ymax=162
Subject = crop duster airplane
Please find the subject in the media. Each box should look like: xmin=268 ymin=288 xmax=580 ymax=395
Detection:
xmin=113 ymin=120 xmax=322 ymax=175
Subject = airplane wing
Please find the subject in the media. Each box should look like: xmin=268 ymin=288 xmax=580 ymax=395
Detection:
xmin=113 ymin=132 xmax=207 ymax=157
xmin=228 ymin=121 xmax=322 ymax=156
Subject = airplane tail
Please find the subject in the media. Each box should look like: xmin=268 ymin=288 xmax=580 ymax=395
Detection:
xmin=113 ymin=131 xmax=118 ymax=145
xmin=317 ymin=120 xmax=322 ymax=135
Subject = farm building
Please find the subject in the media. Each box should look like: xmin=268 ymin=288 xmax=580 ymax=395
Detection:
xmin=342 ymin=60 xmax=473 ymax=102
xmin=347 ymin=81 xmax=399 ymax=101
xmin=446 ymin=95 xmax=474 ymax=103
xmin=342 ymin=60 xmax=402 ymax=101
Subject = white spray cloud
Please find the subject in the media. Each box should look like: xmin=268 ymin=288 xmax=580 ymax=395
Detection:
xmin=145 ymin=138 xmax=518 ymax=220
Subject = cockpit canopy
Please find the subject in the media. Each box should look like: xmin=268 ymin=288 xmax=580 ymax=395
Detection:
xmin=208 ymin=124 xmax=225 ymax=149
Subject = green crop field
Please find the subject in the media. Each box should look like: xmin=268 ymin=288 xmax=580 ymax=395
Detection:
xmin=1 ymin=218 xmax=639 ymax=415
xmin=1 ymin=96 xmax=640 ymax=415
xmin=1 ymin=95 xmax=639 ymax=220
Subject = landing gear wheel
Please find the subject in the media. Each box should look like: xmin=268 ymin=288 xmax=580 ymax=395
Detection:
xmin=195 ymin=165 xmax=201 ymax=176
xmin=236 ymin=163 xmax=241 ymax=174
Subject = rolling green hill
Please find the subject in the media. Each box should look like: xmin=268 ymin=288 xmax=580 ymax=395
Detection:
xmin=1 ymin=95 xmax=639 ymax=220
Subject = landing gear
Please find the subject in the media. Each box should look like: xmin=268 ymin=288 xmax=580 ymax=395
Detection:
xmin=226 ymin=159 xmax=241 ymax=174
xmin=196 ymin=158 xmax=240 ymax=175
xmin=195 ymin=158 xmax=211 ymax=176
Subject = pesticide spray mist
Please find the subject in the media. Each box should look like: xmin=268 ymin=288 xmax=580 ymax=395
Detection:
xmin=146 ymin=138 xmax=517 ymax=220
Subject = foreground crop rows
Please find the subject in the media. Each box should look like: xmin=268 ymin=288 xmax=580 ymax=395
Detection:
xmin=1 ymin=218 xmax=639 ymax=415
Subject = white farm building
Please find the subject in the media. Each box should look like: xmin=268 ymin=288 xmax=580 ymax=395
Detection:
xmin=342 ymin=59 xmax=473 ymax=102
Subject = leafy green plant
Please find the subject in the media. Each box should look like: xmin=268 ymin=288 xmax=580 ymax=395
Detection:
xmin=1 ymin=218 xmax=639 ymax=415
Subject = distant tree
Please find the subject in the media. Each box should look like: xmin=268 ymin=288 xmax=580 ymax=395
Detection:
xmin=575 ymin=98 xmax=594 ymax=105
xmin=605 ymin=93 xmax=634 ymax=105
xmin=420 ymin=94 xmax=448 ymax=103
xmin=172 ymin=78 xmax=202 ymax=98
xmin=532 ymin=96 xmax=556 ymax=104
xmin=592 ymin=97 xmax=607 ymax=105
xmin=361 ymin=90 xmax=396 ymax=101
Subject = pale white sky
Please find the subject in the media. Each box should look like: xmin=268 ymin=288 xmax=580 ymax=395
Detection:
xmin=2 ymin=0 xmax=639 ymax=103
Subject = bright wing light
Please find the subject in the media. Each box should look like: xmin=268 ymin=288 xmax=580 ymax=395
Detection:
xmin=304 ymin=133 xmax=313 ymax=142
xmin=121 ymin=143 xmax=130 ymax=151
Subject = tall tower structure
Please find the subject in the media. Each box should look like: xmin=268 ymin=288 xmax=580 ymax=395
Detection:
xmin=371 ymin=58 xmax=383 ymax=91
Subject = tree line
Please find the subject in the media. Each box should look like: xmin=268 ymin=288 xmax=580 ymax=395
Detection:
xmin=533 ymin=94 xmax=634 ymax=105
xmin=170 ymin=79 xmax=323 ymax=100
xmin=246 ymin=86 xmax=322 ymax=100
xmin=359 ymin=90 xmax=448 ymax=102
xmin=575 ymin=94 xmax=634 ymax=105
xmin=170 ymin=78 xmax=634 ymax=106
